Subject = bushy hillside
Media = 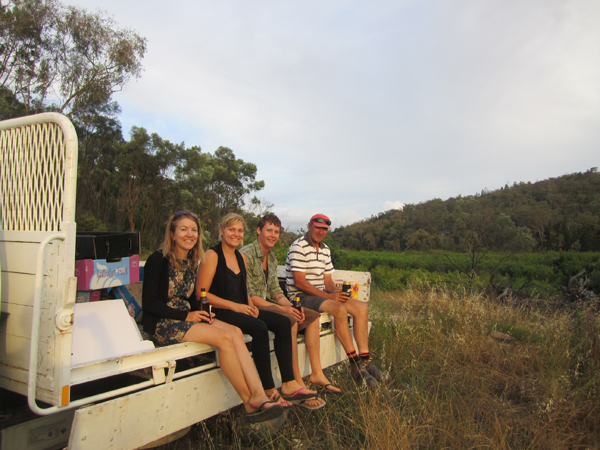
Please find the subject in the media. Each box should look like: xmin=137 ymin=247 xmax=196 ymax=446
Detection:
xmin=332 ymin=168 xmax=600 ymax=253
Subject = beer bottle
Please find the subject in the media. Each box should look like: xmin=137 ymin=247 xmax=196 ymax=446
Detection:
xmin=342 ymin=281 xmax=351 ymax=295
xmin=292 ymin=296 xmax=302 ymax=312
xmin=199 ymin=288 xmax=211 ymax=315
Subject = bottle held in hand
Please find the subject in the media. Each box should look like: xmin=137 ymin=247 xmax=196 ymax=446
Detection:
xmin=199 ymin=288 xmax=211 ymax=317
xmin=342 ymin=282 xmax=351 ymax=295
xmin=292 ymin=296 xmax=302 ymax=312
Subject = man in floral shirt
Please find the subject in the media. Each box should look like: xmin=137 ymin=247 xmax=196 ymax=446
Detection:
xmin=241 ymin=214 xmax=342 ymax=398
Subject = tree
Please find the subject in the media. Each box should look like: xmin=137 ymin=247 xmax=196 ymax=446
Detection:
xmin=443 ymin=199 xmax=533 ymax=290
xmin=115 ymin=127 xmax=181 ymax=233
xmin=75 ymin=112 xmax=124 ymax=229
xmin=0 ymin=0 xmax=146 ymax=117
xmin=177 ymin=146 xmax=265 ymax=239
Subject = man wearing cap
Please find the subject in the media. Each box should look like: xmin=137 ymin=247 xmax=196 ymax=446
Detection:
xmin=285 ymin=214 xmax=390 ymax=388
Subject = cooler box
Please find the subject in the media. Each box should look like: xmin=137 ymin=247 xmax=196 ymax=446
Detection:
xmin=76 ymin=232 xmax=140 ymax=260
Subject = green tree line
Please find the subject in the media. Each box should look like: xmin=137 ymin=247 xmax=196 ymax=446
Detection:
xmin=331 ymin=168 xmax=600 ymax=253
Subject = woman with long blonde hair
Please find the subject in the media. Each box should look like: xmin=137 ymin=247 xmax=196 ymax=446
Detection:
xmin=142 ymin=211 xmax=282 ymax=423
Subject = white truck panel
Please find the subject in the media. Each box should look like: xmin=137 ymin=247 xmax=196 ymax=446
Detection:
xmin=68 ymin=331 xmax=347 ymax=450
xmin=1 ymin=113 xmax=78 ymax=409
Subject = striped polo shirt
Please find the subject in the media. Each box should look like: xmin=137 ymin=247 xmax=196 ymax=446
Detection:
xmin=285 ymin=233 xmax=334 ymax=300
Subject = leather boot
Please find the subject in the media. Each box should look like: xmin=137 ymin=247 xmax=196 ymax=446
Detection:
xmin=350 ymin=360 xmax=378 ymax=389
xmin=362 ymin=359 xmax=392 ymax=383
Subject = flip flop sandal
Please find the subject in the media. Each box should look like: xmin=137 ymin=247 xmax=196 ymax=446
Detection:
xmin=282 ymin=387 xmax=319 ymax=402
xmin=295 ymin=396 xmax=326 ymax=410
xmin=245 ymin=402 xmax=284 ymax=423
xmin=272 ymin=393 xmax=294 ymax=409
xmin=314 ymin=383 xmax=342 ymax=395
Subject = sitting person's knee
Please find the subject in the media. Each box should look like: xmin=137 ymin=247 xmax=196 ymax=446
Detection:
xmin=357 ymin=300 xmax=369 ymax=315
xmin=331 ymin=303 xmax=348 ymax=316
xmin=253 ymin=320 xmax=269 ymax=335
xmin=219 ymin=330 xmax=235 ymax=348
xmin=230 ymin=325 xmax=245 ymax=340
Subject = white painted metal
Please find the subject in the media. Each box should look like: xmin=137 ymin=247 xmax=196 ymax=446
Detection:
xmin=0 ymin=113 xmax=78 ymax=411
xmin=28 ymin=232 xmax=67 ymax=414
xmin=68 ymin=330 xmax=347 ymax=450
xmin=0 ymin=112 xmax=78 ymax=230
xmin=71 ymin=300 xmax=155 ymax=366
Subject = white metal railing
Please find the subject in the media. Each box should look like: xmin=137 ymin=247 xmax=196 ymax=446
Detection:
xmin=0 ymin=112 xmax=77 ymax=231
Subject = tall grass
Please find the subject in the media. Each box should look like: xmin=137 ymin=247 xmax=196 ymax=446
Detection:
xmin=157 ymin=286 xmax=600 ymax=449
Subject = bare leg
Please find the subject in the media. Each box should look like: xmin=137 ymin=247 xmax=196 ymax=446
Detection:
xmin=183 ymin=321 xmax=274 ymax=413
xmin=290 ymin=322 xmax=303 ymax=383
xmin=344 ymin=299 xmax=370 ymax=354
xmin=305 ymin=317 xmax=341 ymax=393
xmin=318 ymin=300 xmax=355 ymax=352
xmin=283 ymin=321 xmax=322 ymax=407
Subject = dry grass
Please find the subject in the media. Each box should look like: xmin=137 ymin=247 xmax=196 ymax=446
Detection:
xmin=155 ymin=286 xmax=600 ymax=449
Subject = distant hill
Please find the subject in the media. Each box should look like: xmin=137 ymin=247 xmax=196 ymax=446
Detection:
xmin=331 ymin=168 xmax=600 ymax=252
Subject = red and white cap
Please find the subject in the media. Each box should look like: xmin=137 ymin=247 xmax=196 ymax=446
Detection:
xmin=309 ymin=214 xmax=331 ymax=229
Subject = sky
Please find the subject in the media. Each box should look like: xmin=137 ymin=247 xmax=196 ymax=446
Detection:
xmin=67 ymin=0 xmax=600 ymax=232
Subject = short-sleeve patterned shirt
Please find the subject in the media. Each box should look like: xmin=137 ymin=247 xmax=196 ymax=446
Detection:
xmin=285 ymin=233 xmax=334 ymax=300
xmin=240 ymin=239 xmax=283 ymax=303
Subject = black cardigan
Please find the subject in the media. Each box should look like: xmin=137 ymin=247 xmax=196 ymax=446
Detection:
xmin=142 ymin=250 xmax=199 ymax=335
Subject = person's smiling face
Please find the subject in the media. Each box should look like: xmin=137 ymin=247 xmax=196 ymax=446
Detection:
xmin=257 ymin=221 xmax=281 ymax=251
xmin=221 ymin=220 xmax=245 ymax=248
xmin=171 ymin=217 xmax=198 ymax=258
xmin=307 ymin=222 xmax=328 ymax=246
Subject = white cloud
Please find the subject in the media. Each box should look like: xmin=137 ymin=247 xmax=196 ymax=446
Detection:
xmin=383 ymin=201 xmax=405 ymax=211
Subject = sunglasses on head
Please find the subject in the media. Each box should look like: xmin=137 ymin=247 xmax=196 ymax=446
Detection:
xmin=312 ymin=218 xmax=331 ymax=226
xmin=173 ymin=210 xmax=198 ymax=220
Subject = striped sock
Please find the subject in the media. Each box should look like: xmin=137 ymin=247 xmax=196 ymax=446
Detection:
xmin=359 ymin=352 xmax=370 ymax=361
xmin=347 ymin=349 xmax=361 ymax=365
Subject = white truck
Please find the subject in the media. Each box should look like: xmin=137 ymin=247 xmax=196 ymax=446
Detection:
xmin=0 ymin=113 xmax=371 ymax=450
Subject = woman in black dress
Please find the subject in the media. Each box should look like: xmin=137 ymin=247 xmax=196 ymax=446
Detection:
xmin=197 ymin=213 xmax=321 ymax=408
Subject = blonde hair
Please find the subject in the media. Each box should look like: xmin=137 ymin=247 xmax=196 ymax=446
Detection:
xmin=160 ymin=211 xmax=204 ymax=270
xmin=219 ymin=213 xmax=246 ymax=241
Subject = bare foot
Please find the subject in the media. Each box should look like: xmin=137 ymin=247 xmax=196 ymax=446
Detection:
xmin=309 ymin=376 xmax=341 ymax=393
xmin=265 ymin=389 xmax=292 ymax=407
xmin=246 ymin=395 xmax=278 ymax=414
xmin=281 ymin=381 xmax=317 ymax=397
xmin=303 ymin=396 xmax=325 ymax=408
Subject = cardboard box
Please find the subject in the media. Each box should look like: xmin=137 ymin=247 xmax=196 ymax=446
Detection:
xmin=110 ymin=285 xmax=141 ymax=318
xmin=75 ymin=255 xmax=140 ymax=291
xmin=76 ymin=290 xmax=101 ymax=303
xmin=76 ymin=232 xmax=140 ymax=260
